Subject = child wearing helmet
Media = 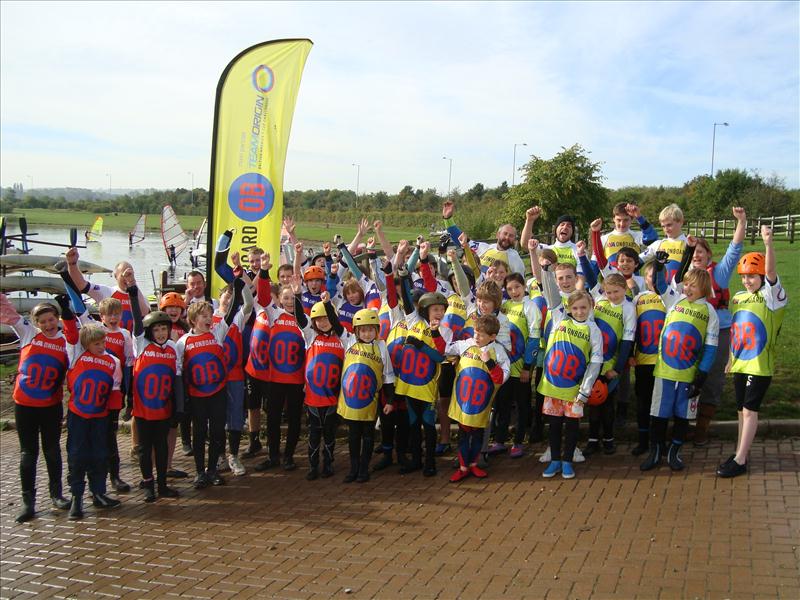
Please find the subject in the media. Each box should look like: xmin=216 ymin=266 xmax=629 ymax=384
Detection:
xmin=445 ymin=314 xmax=511 ymax=482
xmin=640 ymin=250 xmax=719 ymax=473
xmin=337 ymin=308 xmax=395 ymax=483
xmin=717 ymin=226 xmax=787 ymax=478
xmin=396 ymin=268 xmax=453 ymax=477
xmin=159 ymin=292 xmax=189 ymax=342
xmin=293 ymin=240 xmax=327 ymax=315
xmin=126 ymin=284 xmax=182 ymax=503
xmin=295 ymin=291 xmax=345 ymax=480
xmin=331 ymin=241 xmax=383 ymax=332
xmin=0 ymin=295 xmax=70 ymax=523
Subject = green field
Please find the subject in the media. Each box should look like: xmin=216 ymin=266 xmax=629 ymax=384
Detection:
xmin=2 ymin=208 xmax=423 ymax=243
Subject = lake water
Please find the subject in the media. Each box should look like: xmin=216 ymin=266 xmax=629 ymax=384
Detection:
xmin=3 ymin=223 xmax=199 ymax=299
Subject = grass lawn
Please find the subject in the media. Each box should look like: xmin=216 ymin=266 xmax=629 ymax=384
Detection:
xmin=3 ymin=208 xmax=424 ymax=243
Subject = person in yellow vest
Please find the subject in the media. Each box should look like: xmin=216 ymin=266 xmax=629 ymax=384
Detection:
xmin=640 ymin=251 xmax=719 ymax=472
xmin=529 ymin=239 xmax=588 ymax=465
xmin=446 ymin=315 xmax=511 ymax=482
xmin=396 ymin=269 xmax=452 ymax=477
xmin=592 ymin=202 xmax=658 ymax=269
xmin=640 ymin=204 xmax=688 ymax=284
xmin=493 ymin=273 xmax=540 ymax=458
xmin=717 ymin=226 xmax=787 ymax=478
xmin=527 ymin=246 xmax=554 ymax=442
xmin=337 ymin=309 xmax=395 ymax=483
xmin=537 ymin=290 xmax=603 ymax=479
xmin=519 ymin=206 xmax=585 ymax=289
xmin=582 ymin=273 xmax=636 ymax=457
xmin=629 ymin=263 xmax=666 ymax=456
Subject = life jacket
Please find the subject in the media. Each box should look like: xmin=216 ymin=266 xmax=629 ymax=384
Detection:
xmin=707 ymin=262 xmax=730 ymax=311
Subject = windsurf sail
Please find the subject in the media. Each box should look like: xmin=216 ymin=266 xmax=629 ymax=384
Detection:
xmin=129 ymin=214 xmax=146 ymax=245
xmin=190 ymin=218 xmax=207 ymax=266
xmin=161 ymin=205 xmax=190 ymax=261
xmin=86 ymin=216 xmax=103 ymax=242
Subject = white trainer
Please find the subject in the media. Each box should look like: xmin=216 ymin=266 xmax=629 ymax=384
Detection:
xmin=572 ymin=447 xmax=586 ymax=463
xmin=217 ymin=455 xmax=229 ymax=472
xmin=538 ymin=447 xmax=551 ymax=463
xmin=228 ymin=454 xmax=246 ymax=476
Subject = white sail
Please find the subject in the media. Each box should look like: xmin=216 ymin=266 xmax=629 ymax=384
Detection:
xmin=129 ymin=214 xmax=146 ymax=244
xmin=161 ymin=205 xmax=190 ymax=261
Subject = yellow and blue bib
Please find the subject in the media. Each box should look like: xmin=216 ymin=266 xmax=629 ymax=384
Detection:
xmin=448 ymin=345 xmax=501 ymax=428
xmin=729 ymin=290 xmax=785 ymax=377
xmin=337 ymin=341 xmax=384 ymax=421
xmin=654 ymin=298 xmax=710 ymax=383
xmin=394 ymin=320 xmax=441 ymax=403
xmin=537 ymin=318 xmax=592 ymax=402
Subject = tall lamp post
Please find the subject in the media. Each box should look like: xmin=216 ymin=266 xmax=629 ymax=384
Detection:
xmin=442 ymin=156 xmax=453 ymax=197
xmin=512 ymin=142 xmax=527 ymax=186
xmin=711 ymin=122 xmax=729 ymax=178
xmin=188 ymin=171 xmax=194 ymax=207
xmin=105 ymin=172 xmax=111 ymax=193
xmin=352 ymin=163 xmax=360 ymax=209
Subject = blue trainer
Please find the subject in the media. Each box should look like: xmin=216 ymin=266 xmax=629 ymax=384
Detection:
xmin=542 ymin=461 xmax=562 ymax=478
xmin=561 ymin=462 xmax=575 ymax=479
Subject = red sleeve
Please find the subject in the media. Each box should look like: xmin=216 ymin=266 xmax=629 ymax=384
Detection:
xmin=257 ymin=272 xmax=272 ymax=306
xmin=385 ymin=273 xmax=398 ymax=309
xmin=592 ymin=230 xmax=606 ymax=269
xmin=62 ymin=316 xmax=79 ymax=345
xmin=432 ymin=332 xmax=446 ymax=354
xmin=488 ymin=363 xmax=504 ymax=385
xmin=419 ymin=262 xmax=437 ymax=292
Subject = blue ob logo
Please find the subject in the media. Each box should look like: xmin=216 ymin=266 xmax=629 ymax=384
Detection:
xmin=228 ymin=173 xmax=275 ymax=222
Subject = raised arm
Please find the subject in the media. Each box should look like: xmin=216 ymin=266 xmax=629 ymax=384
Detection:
xmin=373 ymin=220 xmax=394 ymax=263
xmin=626 ymin=204 xmax=658 ymax=246
xmin=214 ymin=230 xmax=235 ymax=284
xmin=576 ymin=241 xmax=598 ymax=291
xmin=519 ymin=206 xmax=541 ymax=251
xmin=348 ymin=218 xmax=370 ymax=255
xmin=590 ymin=219 xmax=607 ymax=270
xmin=293 ymin=241 xmax=304 ymax=278
xmin=65 ymin=247 xmax=90 ymax=293
xmin=763 ymin=225 xmax=776 ymax=283
xmin=442 ymin=200 xmax=464 ymax=243
xmin=675 ymin=235 xmax=697 ymax=284
xmin=127 ymin=284 xmax=145 ymax=338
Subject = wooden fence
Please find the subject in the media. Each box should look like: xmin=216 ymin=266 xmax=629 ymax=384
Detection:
xmin=685 ymin=214 xmax=799 ymax=244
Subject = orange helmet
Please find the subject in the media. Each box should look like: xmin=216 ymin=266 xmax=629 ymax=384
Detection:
xmin=159 ymin=292 xmax=186 ymax=310
xmin=587 ymin=378 xmax=608 ymax=406
xmin=737 ymin=252 xmax=766 ymax=276
xmin=303 ymin=266 xmax=326 ymax=282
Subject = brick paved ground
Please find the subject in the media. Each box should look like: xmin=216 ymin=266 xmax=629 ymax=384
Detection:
xmin=0 ymin=431 xmax=798 ymax=599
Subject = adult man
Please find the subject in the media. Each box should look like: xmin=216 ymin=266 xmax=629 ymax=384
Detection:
xmin=184 ymin=270 xmax=218 ymax=310
xmin=442 ymin=200 xmax=525 ymax=275
xmin=65 ymin=248 xmax=150 ymax=332
xmin=520 ymin=206 xmax=584 ymax=285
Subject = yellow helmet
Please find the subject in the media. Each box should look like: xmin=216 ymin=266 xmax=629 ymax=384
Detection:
xmin=310 ymin=301 xmax=328 ymax=320
xmin=352 ymin=308 xmax=380 ymax=328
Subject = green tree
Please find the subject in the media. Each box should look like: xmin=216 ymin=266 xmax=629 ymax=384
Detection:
xmin=502 ymin=144 xmax=609 ymax=233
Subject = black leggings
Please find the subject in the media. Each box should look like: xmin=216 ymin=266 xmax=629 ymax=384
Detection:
xmin=107 ymin=409 xmax=122 ymax=479
xmin=346 ymin=419 xmax=375 ymax=477
xmin=267 ymin=383 xmax=304 ymax=461
xmin=307 ymin=405 xmax=339 ymax=469
xmin=180 ymin=397 xmax=192 ymax=447
xmin=588 ymin=388 xmax=617 ymax=441
xmin=136 ymin=417 xmax=170 ymax=485
xmin=635 ymin=365 xmax=656 ymax=434
xmin=548 ymin=415 xmax=579 ymax=462
xmin=15 ymin=403 xmax=64 ymax=497
xmin=378 ymin=405 xmax=409 ymax=459
xmin=651 ymin=416 xmax=689 ymax=446
xmin=492 ymin=377 xmax=531 ymax=445
xmin=191 ymin=391 xmax=226 ymax=474
xmin=532 ymin=368 xmax=545 ymax=437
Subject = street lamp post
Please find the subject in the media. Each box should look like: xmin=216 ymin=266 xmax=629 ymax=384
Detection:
xmin=442 ymin=156 xmax=453 ymax=197
xmin=351 ymin=163 xmax=360 ymax=209
xmin=512 ymin=142 xmax=527 ymax=186
xmin=105 ymin=173 xmax=111 ymax=193
xmin=188 ymin=171 xmax=194 ymax=207
xmin=711 ymin=122 xmax=729 ymax=178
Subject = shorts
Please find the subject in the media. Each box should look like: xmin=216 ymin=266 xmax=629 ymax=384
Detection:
xmin=733 ymin=373 xmax=771 ymax=412
xmin=543 ymin=396 xmax=584 ymax=419
xmin=650 ymin=377 xmax=698 ymax=420
xmin=245 ymin=375 xmax=261 ymax=410
xmin=438 ymin=362 xmax=456 ymax=398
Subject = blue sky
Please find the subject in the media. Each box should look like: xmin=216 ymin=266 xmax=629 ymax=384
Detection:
xmin=1 ymin=1 xmax=797 ymax=193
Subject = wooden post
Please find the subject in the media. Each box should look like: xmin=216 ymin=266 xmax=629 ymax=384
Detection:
xmin=790 ymin=215 xmax=796 ymax=244
xmin=713 ymin=218 xmax=719 ymax=243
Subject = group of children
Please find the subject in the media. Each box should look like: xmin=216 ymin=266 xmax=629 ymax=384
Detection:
xmin=3 ymin=200 xmax=787 ymax=524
